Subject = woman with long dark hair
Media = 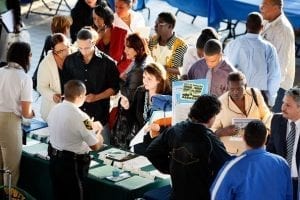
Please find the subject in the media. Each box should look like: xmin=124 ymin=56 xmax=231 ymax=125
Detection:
xmin=121 ymin=33 xmax=152 ymax=102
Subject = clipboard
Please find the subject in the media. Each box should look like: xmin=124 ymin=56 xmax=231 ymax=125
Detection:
xmin=0 ymin=9 xmax=15 ymax=33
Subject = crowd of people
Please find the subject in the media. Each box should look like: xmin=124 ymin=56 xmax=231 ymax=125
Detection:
xmin=0 ymin=0 xmax=299 ymax=199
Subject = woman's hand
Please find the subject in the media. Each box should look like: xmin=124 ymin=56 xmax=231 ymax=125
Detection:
xmin=215 ymin=125 xmax=239 ymax=137
xmin=53 ymin=94 xmax=63 ymax=103
xmin=120 ymin=96 xmax=130 ymax=110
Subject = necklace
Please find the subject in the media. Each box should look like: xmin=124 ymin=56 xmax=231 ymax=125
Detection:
xmin=143 ymin=91 xmax=152 ymax=121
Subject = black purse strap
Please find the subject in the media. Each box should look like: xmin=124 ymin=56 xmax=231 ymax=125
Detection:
xmin=250 ymin=88 xmax=258 ymax=107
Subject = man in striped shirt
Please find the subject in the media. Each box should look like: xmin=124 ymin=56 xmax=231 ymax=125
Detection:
xmin=210 ymin=120 xmax=292 ymax=200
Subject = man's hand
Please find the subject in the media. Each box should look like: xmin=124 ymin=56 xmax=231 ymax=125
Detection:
xmin=85 ymin=94 xmax=97 ymax=103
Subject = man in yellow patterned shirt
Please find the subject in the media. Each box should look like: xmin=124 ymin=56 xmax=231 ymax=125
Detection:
xmin=149 ymin=12 xmax=188 ymax=82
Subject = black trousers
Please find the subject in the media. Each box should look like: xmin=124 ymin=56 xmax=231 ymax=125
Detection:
xmin=48 ymin=145 xmax=91 ymax=200
xmin=292 ymin=178 xmax=298 ymax=200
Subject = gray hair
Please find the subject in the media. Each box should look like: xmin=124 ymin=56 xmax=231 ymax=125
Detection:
xmin=285 ymin=87 xmax=300 ymax=106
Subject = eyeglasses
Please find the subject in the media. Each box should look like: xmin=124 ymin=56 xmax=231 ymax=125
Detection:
xmin=155 ymin=21 xmax=168 ymax=27
xmin=54 ymin=46 xmax=69 ymax=54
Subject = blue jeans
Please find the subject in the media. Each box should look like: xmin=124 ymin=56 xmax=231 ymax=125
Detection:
xmin=272 ymin=88 xmax=285 ymax=113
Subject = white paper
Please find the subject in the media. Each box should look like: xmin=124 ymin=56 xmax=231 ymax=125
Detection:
xmin=1 ymin=10 xmax=14 ymax=33
xmin=129 ymin=123 xmax=148 ymax=147
xmin=149 ymin=170 xmax=170 ymax=179
xmin=122 ymin=156 xmax=152 ymax=170
xmin=232 ymin=118 xmax=257 ymax=129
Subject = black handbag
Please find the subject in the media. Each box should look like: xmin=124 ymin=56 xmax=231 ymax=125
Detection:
xmin=110 ymin=100 xmax=134 ymax=150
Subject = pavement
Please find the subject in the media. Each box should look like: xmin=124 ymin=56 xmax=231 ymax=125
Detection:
xmin=18 ymin=0 xmax=300 ymax=117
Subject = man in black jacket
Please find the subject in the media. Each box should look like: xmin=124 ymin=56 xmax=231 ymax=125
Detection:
xmin=146 ymin=94 xmax=231 ymax=200
xmin=267 ymin=87 xmax=300 ymax=200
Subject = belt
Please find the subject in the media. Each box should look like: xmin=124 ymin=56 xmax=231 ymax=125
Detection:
xmin=48 ymin=143 xmax=90 ymax=161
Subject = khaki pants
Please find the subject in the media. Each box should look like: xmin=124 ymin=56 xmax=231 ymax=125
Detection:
xmin=0 ymin=112 xmax=22 ymax=186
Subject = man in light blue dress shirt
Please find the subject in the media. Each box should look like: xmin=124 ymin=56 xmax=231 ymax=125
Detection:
xmin=224 ymin=12 xmax=281 ymax=107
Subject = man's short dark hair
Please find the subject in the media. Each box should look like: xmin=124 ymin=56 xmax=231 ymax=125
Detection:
xmin=196 ymin=27 xmax=219 ymax=49
xmin=64 ymin=80 xmax=86 ymax=101
xmin=188 ymin=94 xmax=221 ymax=123
xmin=158 ymin=12 xmax=176 ymax=28
xmin=244 ymin=120 xmax=267 ymax=148
xmin=204 ymin=39 xmax=222 ymax=56
xmin=77 ymin=28 xmax=93 ymax=40
xmin=246 ymin=12 xmax=263 ymax=33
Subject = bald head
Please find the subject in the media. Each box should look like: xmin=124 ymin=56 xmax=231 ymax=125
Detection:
xmin=246 ymin=12 xmax=263 ymax=33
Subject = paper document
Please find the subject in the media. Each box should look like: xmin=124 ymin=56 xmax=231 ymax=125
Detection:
xmin=1 ymin=10 xmax=14 ymax=33
xmin=232 ymin=118 xmax=257 ymax=129
xmin=129 ymin=123 xmax=148 ymax=147
xmin=122 ymin=156 xmax=152 ymax=170
xmin=115 ymin=175 xmax=154 ymax=190
xmin=89 ymin=165 xmax=116 ymax=179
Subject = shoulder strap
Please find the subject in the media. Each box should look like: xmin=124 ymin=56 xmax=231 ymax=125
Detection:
xmin=250 ymin=88 xmax=258 ymax=107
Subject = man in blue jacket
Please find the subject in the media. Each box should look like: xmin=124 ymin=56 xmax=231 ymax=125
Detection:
xmin=211 ymin=120 xmax=292 ymax=200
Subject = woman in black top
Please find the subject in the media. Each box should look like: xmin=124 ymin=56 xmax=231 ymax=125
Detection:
xmin=120 ymin=62 xmax=171 ymax=155
xmin=70 ymin=0 xmax=102 ymax=42
xmin=121 ymin=33 xmax=152 ymax=102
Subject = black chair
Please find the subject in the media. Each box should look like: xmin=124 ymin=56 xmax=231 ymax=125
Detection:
xmin=25 ymin=0 xmax=71 ymax=18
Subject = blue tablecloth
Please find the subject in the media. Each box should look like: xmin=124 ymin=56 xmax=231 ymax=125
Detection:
xmin=208 ymin=0 xmax=300 ymax=28
xmin=166 ymin=0 xmax=209 ymax=17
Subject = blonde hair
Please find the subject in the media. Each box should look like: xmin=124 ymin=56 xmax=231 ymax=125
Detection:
xmin=51 ymin=15 xmax=73 ymax=34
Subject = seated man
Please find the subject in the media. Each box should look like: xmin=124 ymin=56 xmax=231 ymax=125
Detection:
xmin=211 ymin=71 xmax=272 ymax=155
xmin=188 ymin=39 xmax=236 ymax=97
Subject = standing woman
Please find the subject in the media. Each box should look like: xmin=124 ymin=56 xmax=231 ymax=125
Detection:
xmin=113 ymin=0 xmax=145 ymax=34
xmin=120 ymin=62 xmax=171 ymax=155
xmin=121 ymin=33 xmax=152 ymax=102
xmin=93 ymin=2 xmax=131 ymax=74
xmin=0 ymin=0 xmax=22 ymax=61
xmin=0 ymin=42 xmax=34 ymax=186
xmin=70 ymin=0 xmax=101 ymax=42
xmin=0 ymin=0 xmax=22 ymax=34
xmin=37 ymin=33 xmax=71 ymax=121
